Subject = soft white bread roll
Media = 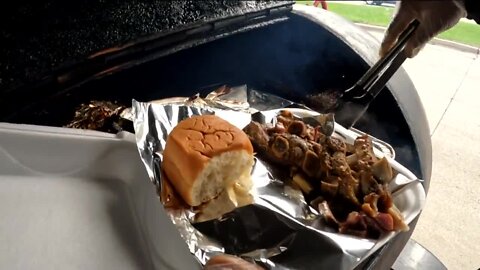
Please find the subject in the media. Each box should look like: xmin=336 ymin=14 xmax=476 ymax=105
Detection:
xmin=162 ymin=115 xmax=254 ymax=207
xmin=195 ymin=177 xmax=254 ymax=222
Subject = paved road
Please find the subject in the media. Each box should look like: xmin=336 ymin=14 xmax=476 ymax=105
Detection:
xmin=366 ymin=29 xmax=480 ymax=270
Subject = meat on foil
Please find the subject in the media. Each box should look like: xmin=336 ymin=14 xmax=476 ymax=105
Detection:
xmin=65 ymin=100 xmax=133 ymax=133
xmin=242 ymin=110 xmax=408 ymax=239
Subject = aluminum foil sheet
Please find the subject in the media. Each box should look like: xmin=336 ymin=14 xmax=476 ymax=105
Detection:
xmin=131 ymin=85 xmax=425 ymax=270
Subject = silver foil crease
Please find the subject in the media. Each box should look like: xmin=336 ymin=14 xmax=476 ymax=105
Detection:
xmin=132 ymin=85 xmax=425 ymax=270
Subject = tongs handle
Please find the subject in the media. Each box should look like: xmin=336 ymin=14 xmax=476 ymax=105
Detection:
xmin=335 ymin=20 xmax=420 ymax=129
xmin=345 ymin=19 xmax=420 ymax=100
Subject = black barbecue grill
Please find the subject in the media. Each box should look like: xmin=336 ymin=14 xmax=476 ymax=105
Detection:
xmin=0 ymin=1 xmax=433 ymax=269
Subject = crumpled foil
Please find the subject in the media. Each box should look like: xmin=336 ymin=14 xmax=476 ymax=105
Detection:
xmin=66 ymin=100 xmax=132 ymax=133
xmin=131 ymin=85 xmax=425 ymax=270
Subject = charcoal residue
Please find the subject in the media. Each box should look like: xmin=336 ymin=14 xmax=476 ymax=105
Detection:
xmin=0 ymin=0 xmax=292 ymax=93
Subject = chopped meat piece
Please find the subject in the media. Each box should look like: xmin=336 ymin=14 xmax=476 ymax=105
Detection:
xmin=346 ymin=153 xmax=358 ymax=167
xmin=277 ymin=115 xmax=293 ymax=127
xmin=303 ymin=125 xmax=315 ymax=141
xmin=66 ymin=100 xmax=128 ymax=132
xmin=271 ymin=135 xmax=289 ymax=160
xmin=314 ymin=127 xmax=327 ymax=143
xmin=302 ymin=150 xmax=321 ymax=177
xmin=377 ymin=188 xmax=394 ymax=212
xmin=350 ymin=170 xmax=360 ymax=181
xmin=339 ymin=212 xmax=367 ymax=236
xmin=371 ymin=157 xmax=394 ymax=183
xmin=338 ymin=212 xmax=383 ymax=239
xmin=388 ymin=205 xmax=410 ymax=231
xmin=279 ymin=109 xmax=293 ymax=118
xmin=373 ymin=187 xmax=409 ymax=231
xmin=353 ymin=135 xmax=378 ymax=170
xmin=331 ymin=152 xmax=351 ymax=176
xmin=287 ymin=120 xmax=306 ymax=136
xmin=276 ymin=111 xmax=327 ymax=143
xmin=326 ymin=137 xmax=346 ymax=153
xmin=243 ymin=121 xmax=269 ymax=152
xmin=243 ymin=125 xmax=326 ymax=177
xmin=338 ymin=174 xmax=360 ymax=206
xmin=346 ymin=143 xmax=356 ymax=154
xmin=243 ymin=111 xmax=408 ymax=239
xmin=321 ymin=176 xmax=340 ymax=197
xmin=318 ymin=200 xmax=340 ymax=226
xmin=311 ymin=141 xmax=323 ymax=155
xmin=361 ymin=204 xmax=377 ymax=218
xmin=286 ymin=135 xmax=309 ymax=166
xmin=266 ymin=122 xmax=286 ymax=135
xmin=344 ymin=211 xmax=365 ymax=229
xmin=362 ymin=193 xmax=380 ymax=217
xmin=374 ymin=213 xmax=394 ymax=231
xmin=292 ymin=173 xmax=313 ymax=194
xmin=363 ymin=215 xmax=383 ymax=239
xmin=319 ymin=150 xmax=333 ymax=176
xmin=310 ymin=196 xmax=325 ymax=208
xmin=321 ymin=181 xmax=339 ymax=198
xmin=360 ymin=171 xmax=381 ymax=196
xmin=362 ymin=193 xmax=395 ymax=231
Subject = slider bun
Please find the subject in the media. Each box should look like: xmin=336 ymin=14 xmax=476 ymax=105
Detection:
xmin=162 ymin=115 xmax=254 ymax=207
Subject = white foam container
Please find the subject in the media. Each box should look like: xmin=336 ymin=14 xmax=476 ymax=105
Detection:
xmin=0 ymin=123 xmax=199 ymax=270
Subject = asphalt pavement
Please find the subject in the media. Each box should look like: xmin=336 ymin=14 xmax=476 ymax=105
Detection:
xmin=365 ymin=28 xmax=480 ymax=270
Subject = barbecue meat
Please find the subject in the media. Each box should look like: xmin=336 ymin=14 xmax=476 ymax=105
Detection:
xmin=338 ymin=174 xmax=360 ymax=206
xmin=318 ymin=200 xmax=339 ymax=226
xmin=243 ymin=121 xmax=269 ymax=152
xmin=276 ymin=109 xmax=326 ymax=143
xmin=375 ymin=213 xmax=394 ymax=231
xmin=321 ymin=176 xmax=340 ymax=197
xmin=353 ymin=134 xmax=377 ymax=171
xmin=359 ymin=171 xmax=381 ymax=196
xmin=326 ymin=137 xmax=346 ymax=153
xmin=362 ymin=193 xmax=379 ymax=218
xmin=287 ymin=120 xmax=307 ymax=136
xmin=388 ymin=205 xmax=409 ymax=231
xmin=331 ymin=152 xmax=350 ymax=176
xmin=242 ymin=112 xmax=408 ymax=239
xmin=371 ymin=157 xmax=394 ymax=184
xmin=66 ymin=100 xmax=129 ymax=133
xmin=338 ymin=211 xmax=368 ymax=238
xmin=303 ymin=150 xmax=321 ymax=178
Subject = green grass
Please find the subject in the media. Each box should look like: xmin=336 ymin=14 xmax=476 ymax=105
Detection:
xmin=437 ymin=23 xmax=480 ymax=46
xmin=326 ymin=2 xmax=394 ymax=27
xmin=296 ymin=1 xmax=480 ymax=47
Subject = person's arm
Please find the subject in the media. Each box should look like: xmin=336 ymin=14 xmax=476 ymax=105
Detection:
xmin=380 ymin=0 xmax=472 ymax=58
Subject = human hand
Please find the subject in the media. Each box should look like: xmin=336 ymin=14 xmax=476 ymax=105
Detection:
xmin=380 ymin=0 xmax=467 ymax=58
xmin=204 ymin=254 xmax=264 ymax=270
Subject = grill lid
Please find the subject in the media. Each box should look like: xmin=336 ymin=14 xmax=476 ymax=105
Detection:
xmin=0 ymin=0 xmax=293 ymax=94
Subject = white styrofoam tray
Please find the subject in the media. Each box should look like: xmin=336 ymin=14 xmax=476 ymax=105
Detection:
xmin=0 ymin=123 xmax=199 ymax=270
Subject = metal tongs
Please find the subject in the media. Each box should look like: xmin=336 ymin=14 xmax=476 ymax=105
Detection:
xmin=333 ymin=19 xmax=420 ymax=129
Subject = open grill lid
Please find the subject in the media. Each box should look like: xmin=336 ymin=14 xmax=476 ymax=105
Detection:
xmin=0 ymin=0 xmax=294 ymax=95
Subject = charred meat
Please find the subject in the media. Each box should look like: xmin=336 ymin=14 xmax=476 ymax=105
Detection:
xmin=65 ymin=100 xmax=133 ymax=133
xmin=243 ymin=111 xmax=408 ymax=239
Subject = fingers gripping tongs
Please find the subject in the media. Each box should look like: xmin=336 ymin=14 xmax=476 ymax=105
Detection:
xmin=333 ymin=19 xmax=420 ymax=129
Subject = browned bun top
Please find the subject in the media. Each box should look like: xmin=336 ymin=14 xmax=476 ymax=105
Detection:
xmin=169 ymin=114 xmax=253 ymax=158
xmin=161 ymin=115 xmax=254 ymax=206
